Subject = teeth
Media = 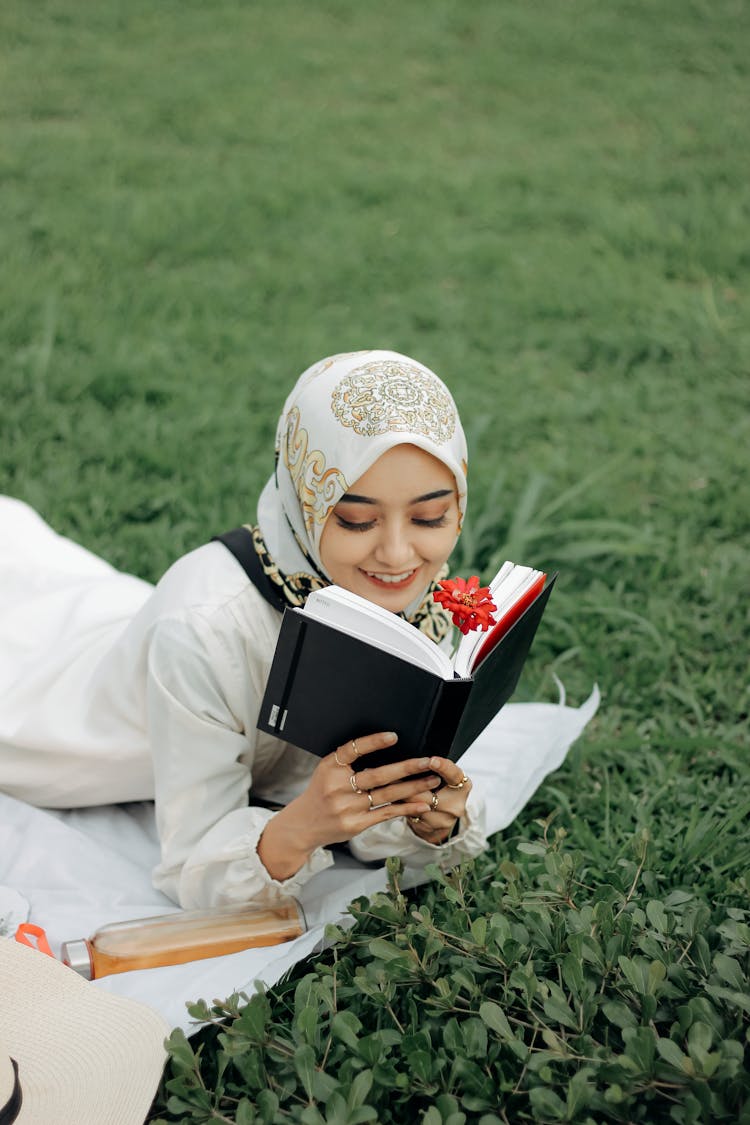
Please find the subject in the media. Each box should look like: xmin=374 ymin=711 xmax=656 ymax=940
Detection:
xmin=365 ymin=569 xmax=416 ymax=583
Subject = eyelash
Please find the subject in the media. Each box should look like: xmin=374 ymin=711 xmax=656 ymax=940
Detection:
xmin=335 ymin=515 xmax=449 ymax=533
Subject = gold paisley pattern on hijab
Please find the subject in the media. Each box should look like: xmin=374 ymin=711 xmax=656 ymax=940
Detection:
xmin=330 ymin=359 xmax=457 ymax=442
xmin=283 ymin=407 xmax=348 ymax=536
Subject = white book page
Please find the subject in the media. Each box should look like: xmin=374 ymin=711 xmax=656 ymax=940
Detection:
xmin=303 ymin=586 xmax=453 ymax=678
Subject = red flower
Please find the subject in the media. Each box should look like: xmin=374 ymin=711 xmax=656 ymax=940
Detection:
xmin=433 ymin=575 xmax=497 ymax=635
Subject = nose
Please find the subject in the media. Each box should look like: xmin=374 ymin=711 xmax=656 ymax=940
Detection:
xmin=372 ymin=520 xmax=417 ymax=570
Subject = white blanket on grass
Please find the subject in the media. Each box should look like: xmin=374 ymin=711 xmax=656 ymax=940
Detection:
xmin=0 ymin=686 xmax=598 ymax=1035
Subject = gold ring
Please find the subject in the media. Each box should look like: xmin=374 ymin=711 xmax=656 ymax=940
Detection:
xmin=334 ymin=750 xmax=347 ymax=767
xmin=430 ymin=791 xmax=439 ymax=811
xmin=408 ymin=816 xmax=421 ymax=823
xmin=351 ymin=739 xmax=360 ymax=757
xmin=445 ymin=774 xmax=470 ymax=790
xmin=367 ymin=792 xmax=374 ymax=810
xmin=349 ymin=774 xmax=363 ymax=795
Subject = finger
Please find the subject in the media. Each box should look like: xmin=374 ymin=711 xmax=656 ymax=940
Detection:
xmin=332 ymin=731 xmax=397 ymax=769
xmin=353 ymin=755 xmax=440 ymax=790
xmin=377 ymin=801 xmax=433 ymax=825
xmin=417 ymin=787 xmax=468 ymax=819
xmin=422 ymin=757 xmax=473 ymax=792
xmin=368 ymin=775 xmax=442 ymax=806
xmin=410 ymin=821 xmax=454 ymax=844
xmin=412 ymin=809 xmax=457 ymax=832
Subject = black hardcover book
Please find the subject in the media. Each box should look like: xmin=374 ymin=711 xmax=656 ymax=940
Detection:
xmin=257 ymin=570 xmax=556 ymax=771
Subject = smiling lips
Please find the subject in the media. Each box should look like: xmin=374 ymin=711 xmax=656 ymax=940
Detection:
xmin=360 ymin=567 xmax=420 ymax=589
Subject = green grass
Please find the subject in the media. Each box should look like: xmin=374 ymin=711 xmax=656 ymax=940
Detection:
xmin=1 ymin=0 xmax=748 ymax=1120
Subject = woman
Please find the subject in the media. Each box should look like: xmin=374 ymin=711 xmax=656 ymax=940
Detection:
xmin=0 ymin=350 xmax=487 ymax=909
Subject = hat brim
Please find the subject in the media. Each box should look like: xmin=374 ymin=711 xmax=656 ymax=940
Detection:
xmin=0 ymin=940 xmax=169 ymax=1125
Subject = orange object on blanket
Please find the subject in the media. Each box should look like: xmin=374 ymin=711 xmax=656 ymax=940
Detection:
xmin=15 ymin=923 xmax=54 ymax=958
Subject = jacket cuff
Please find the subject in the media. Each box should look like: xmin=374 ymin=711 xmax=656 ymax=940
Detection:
xmin=164 ymin=807 xmax=335 ymax=909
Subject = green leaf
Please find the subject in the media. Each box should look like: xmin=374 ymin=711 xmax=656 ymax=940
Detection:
xmin=461 ymin=1017 xmax=488 ymax=1059
xmin=602 ymin=1000 xmax=637 ymax=1029
xmin=543 ymin=994 xmax=579 ymax=1031
xmin=294 ymin=1043 xmax=317 ymax=1101
xmin=237 ymin=994 xmax=271 ymax=1041
xmin=528 ymin=1086 xmax=566 ymax=1119
xmin=357 ymin=1029 xmax=402 ymax=1066
xmin=297 ymin=1003 xmax=320 ymax=1047
xmin=656 ymin=1037 xmax=691 ymax=1073
xmin=443 ymin=1018 xmax=463 ymax=1053
xmin=255 ymin=1089 xmax=279 ymax=1123
xmin=164 ymin=1028 xmax=197 ymax=1075
xmin=479 ymin=1001 xmax=514 ymax=1042
xmin=646 ymin=899 xmax=669 ymax=933
xmin=408 ymin=1050 xmax=436 ymax=1085
xmin=561 ymin=952 xmax=584 ymax=996
xmin=470 ymin=916 xmax=487 ymax=945
xmin=713 ymin=953 xmax=745 ymax=991
xmin=299 ymin=1107 xmax=326 ymax=1125
xmin=648 ymin=959 xmax=666 ymax=993
xmin=664 ymin=890 xmax=694 ymax=907
xmin=622 ymin=1026 xmax=656 ymax=1074
xmin=705 ymin=985 xmax=750 ymax=1013
xmin=566 ymin=1071 xmax=593 ymax=1116
xmin=618 ymin=955 xmax=648 ymax=995
xmin=348 ymin=1069 xmax=373 ymax=1109
xmin=687 ymin=1020 xmax=713 ymax=1054
xmin=294 ymin=974 xmax=319 ymax=1017
xmin=332 ymin=1010 xmax=362 ymax=1051
xmin=367 ymin=937 xmax=412 ymax=963
xmin=236 ymin=1098 xmax=256 ymax=1125
xmin=312 ymin=1069 xmax=339 ymax=1103
xmin=323 ymin=1092 xmax=351 ymax=1125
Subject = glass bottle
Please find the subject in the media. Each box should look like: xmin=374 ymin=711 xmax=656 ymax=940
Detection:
xmin=61 ymin=900 xmax=306 ymax=979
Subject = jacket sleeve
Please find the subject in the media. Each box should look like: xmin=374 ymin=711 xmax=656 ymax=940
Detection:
xmin=146 ymin=614 xmax=333 ymax=909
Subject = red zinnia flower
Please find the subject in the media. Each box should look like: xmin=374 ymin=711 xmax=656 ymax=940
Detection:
xmin=433 ymin=575 xmax=498 ymax=635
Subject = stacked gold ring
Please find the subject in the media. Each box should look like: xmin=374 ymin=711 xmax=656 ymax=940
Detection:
xmin=445 ymin=774 xmax=470 ymax=790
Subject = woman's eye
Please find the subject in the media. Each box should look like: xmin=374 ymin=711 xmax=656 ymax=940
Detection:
xmin=412 ymin=515 xmax=449 ymax=528
xmin=335 ymin=516 xmax=376 ymax=532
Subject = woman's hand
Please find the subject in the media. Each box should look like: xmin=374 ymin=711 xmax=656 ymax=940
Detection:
xmin=405 ymin=757 xmax=473 ymax=845
xmin=257 ymin=732 xmax=444 ymax=881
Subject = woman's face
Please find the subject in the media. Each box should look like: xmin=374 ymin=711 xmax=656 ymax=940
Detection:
xmin=319 ymin=444 xmax=460 ymax=613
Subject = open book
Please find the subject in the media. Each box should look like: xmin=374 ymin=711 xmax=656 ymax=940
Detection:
xmin=257 ymin=563 xmax=556 ymax=769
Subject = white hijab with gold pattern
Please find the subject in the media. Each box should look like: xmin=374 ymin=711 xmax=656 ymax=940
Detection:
xmin=256 ymin=349 xmax=468 ymax=619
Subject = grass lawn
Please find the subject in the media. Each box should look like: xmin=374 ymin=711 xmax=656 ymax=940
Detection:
xmin=1 ymin=1 xmax=748 ymax=1121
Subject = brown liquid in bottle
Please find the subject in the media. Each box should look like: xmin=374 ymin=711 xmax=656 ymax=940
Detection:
xmin=63 ymin=901 xmax=305 ymax=978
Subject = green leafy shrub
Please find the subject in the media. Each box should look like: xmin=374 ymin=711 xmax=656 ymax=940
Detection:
xmin=149 ymin=839 xmax=749 ymax=1124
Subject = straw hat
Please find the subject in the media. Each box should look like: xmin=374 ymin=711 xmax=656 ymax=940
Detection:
xmin=0 ymin=939 xmax=170 ymax=1125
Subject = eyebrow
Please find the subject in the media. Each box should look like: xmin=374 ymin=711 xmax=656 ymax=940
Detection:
xmin=337 ymin=488 xmax=454 ymax=506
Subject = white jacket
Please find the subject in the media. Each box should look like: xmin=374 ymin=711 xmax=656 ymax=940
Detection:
xmin=0 ymin=502 xmax=487 ymax=909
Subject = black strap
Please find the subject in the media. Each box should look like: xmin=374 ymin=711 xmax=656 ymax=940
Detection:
xmin=0 ymin=1058 xmax=22 ymax=1125
xmin=212 ymin=528 xmax=288 ymax=614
